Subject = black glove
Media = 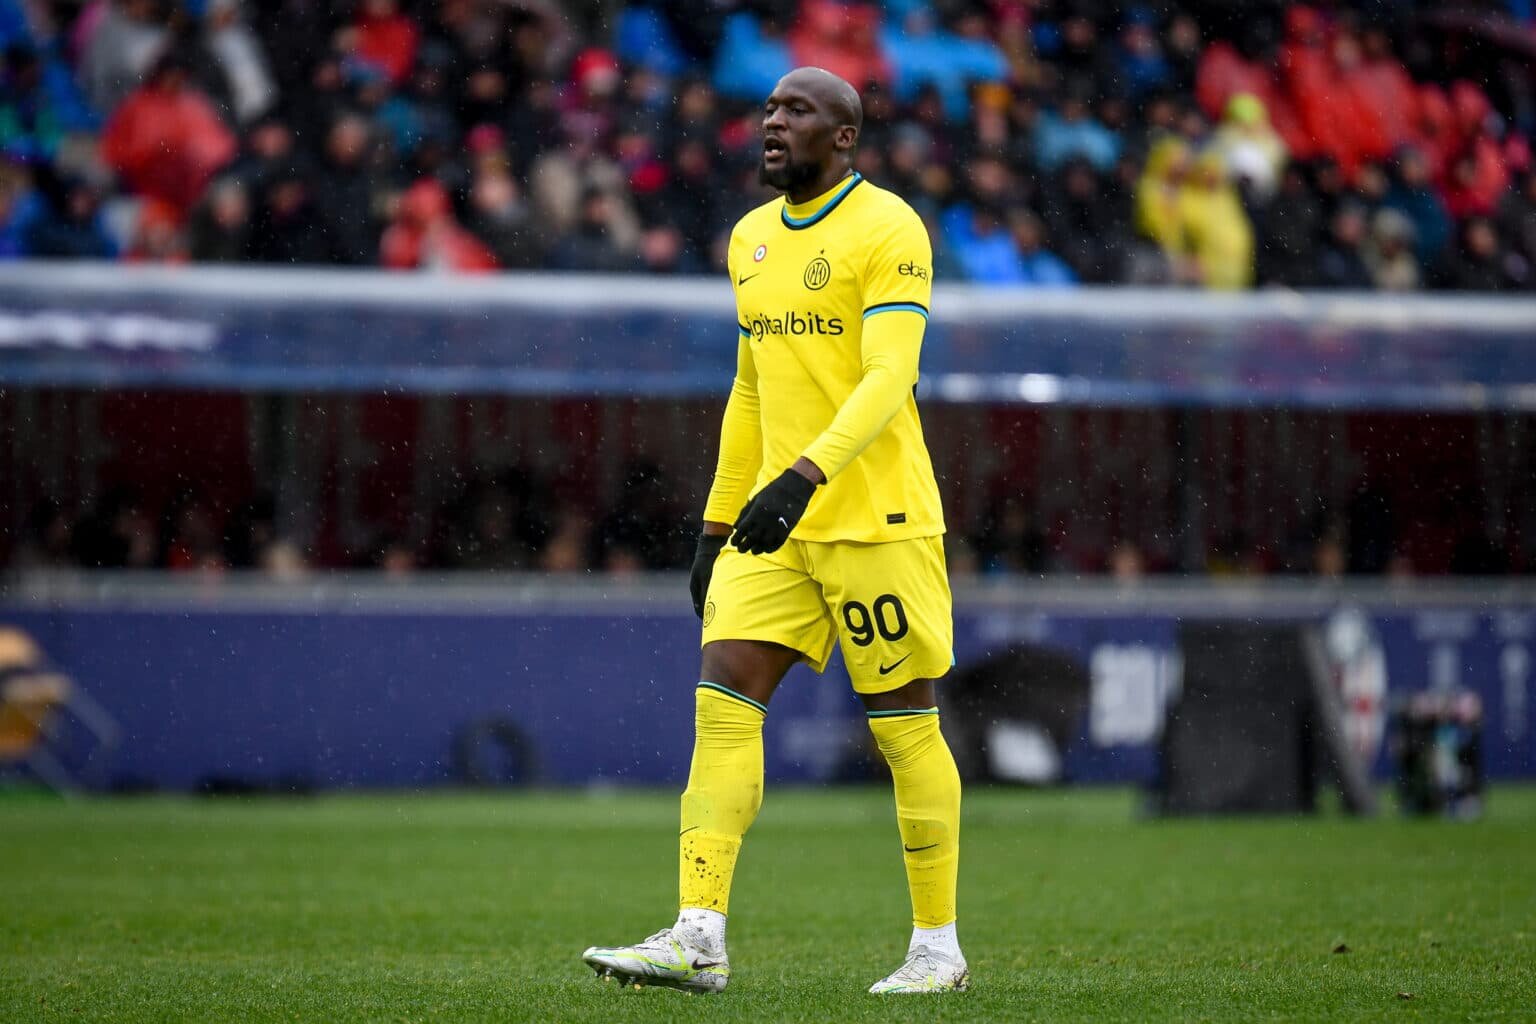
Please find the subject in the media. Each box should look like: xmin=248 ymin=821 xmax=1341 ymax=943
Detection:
xmin=730 ymin=469 xmax=817 ymax=555
xmin=690 ymin=532 xmax=728 ymax=619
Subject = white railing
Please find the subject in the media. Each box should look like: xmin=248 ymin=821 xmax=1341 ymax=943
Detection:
xmin=1 ymin=261 xmax=1533 ymax=326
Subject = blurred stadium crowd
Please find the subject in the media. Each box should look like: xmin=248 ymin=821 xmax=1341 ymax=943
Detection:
xmin=0 ymin=0 xmax=1534 ymax=289
xmin=10 ymin=463 xmax=699 ymax=576
xmin=10 ymin=442 xmax=1525 ymax=578
xmin=3 ymin=0 xmax=1534 ymax=581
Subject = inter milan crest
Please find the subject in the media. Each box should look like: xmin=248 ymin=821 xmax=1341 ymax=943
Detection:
xmin=803 ymin=254 xmax=831 ymax=290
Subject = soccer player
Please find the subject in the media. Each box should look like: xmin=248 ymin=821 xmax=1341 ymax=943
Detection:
xmin=582 ymin=66 xmax=965 ymax=995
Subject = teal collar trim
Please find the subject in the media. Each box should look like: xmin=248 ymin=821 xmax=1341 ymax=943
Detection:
xmin=780 ymin=173 xmax=863 ymax=230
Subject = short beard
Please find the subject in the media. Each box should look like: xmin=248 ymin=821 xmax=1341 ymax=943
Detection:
xmin=758 ymin=156 xmax=820 ymax=195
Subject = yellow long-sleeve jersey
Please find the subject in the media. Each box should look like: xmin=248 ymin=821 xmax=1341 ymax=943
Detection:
xmin=702 ymin=172 xmax=945 ymax=544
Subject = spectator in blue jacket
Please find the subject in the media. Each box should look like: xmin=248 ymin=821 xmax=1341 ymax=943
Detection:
xmin=881 ymin=3 xmax=1007 ymax=119
xmin=946 ymin=201 xmax=1022 ymax=284
xmin=944 ymin=201 xmax=1079 ymax=286
xmin=1009 ymin=209 xmax=1078 ymax=287
xmin=0 ymin=45 xmax=100 ymax=162
xmin=711 ymin=12 xmax=792 ymax=101
xmin=0 ymin=156 xmax=41 ymax=258
xmin=1116 ymin=8 xmax=1172 ymax=99
xmin=1034 ymin=90 xmax=1121 ymax=173
xmin=26 ymin=174 xmax=116 ymax=259
xmin=1382 ymin=146 xmax=1452 ymax=271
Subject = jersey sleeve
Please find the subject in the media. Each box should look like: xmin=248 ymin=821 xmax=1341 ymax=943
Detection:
xmin=798 ymin=205 xmax=932 ymax=481
xmin=703 ymin=334 xmax=763 ymax=524
xmin=703 ymin=232 xmax=764 ymax=524
xmin=857 ymin=202 xmax=933 ymax=321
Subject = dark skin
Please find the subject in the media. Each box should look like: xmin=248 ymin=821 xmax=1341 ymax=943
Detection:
xmin=701 ymin=67 xmax=935 ymax=714
xmin=758 ymin=67 xmax=862 ymax=203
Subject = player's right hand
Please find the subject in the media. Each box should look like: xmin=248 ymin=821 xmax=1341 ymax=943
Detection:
xmin=690 ymin=533 xmax=729 ymax=619
xmin=730 ymin=469 xmax=816 ymax=555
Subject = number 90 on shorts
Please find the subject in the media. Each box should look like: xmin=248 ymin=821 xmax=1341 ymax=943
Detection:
xmin=701 ymin=535 xmax=954 ymax=694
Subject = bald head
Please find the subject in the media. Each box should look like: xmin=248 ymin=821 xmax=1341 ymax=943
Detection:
xmin=759 ymin=67 xmax=864 ymax=199
xmin=778 ymin=66 xmax=863 ymax=135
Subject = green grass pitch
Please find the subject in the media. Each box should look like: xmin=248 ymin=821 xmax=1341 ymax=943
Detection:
xmin=2 ymin=786 xmax=1532 ymax=1022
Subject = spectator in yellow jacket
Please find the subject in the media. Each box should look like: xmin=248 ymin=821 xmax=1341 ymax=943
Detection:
xmin=1178 ymin=150 xmax=1254 ymax=289
xmin=1135 ymin=136 xmax=1190 ymax=256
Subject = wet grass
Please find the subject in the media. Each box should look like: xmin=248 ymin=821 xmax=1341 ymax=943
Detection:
xmin=2 ymin=785 xmax=1532 ymax=1022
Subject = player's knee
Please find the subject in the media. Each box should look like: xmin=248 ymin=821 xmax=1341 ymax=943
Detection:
xmin=859 ymin=677 xmax=937 ymax=712
xmin=700 ymin=639 xmax=793 ymax=707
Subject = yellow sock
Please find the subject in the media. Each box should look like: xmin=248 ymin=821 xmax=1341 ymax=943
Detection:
xmin=678 ymin=683 xmax=766 ymax=915
xmin=868 ymin=709 xmax=961 ymax=928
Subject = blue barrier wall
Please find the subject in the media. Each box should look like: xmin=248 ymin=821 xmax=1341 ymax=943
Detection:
xmin=4 ymin=578 xmax=1532 ymax=789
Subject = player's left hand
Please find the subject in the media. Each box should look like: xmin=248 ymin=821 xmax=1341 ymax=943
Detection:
xmin=731 ymin=469 xmax=817 ymax=555
xmin=689 ymin=532 xmax=728 ymax=618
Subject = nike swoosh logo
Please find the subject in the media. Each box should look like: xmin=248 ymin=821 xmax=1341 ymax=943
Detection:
xmin=903 ymin=842 xmax=940 ymax=853
xmin=736 ymin=273 xmax=760 ymax=286
xmin=691 ymin=958 xmax=723 ymax=970
xmin=878 ymin=653 xmax=913 ymax=675
xmin=679 ymin=826 xmax=699 ymax=837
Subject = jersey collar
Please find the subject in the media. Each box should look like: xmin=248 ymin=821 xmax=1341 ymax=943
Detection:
xmin=780 ymin=172 xmax=863 ymax=230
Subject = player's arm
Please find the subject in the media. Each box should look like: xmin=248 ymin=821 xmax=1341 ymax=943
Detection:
xmin=702 ymin=332 xmax=763 ymax=534
xmin=801 ymin=208 xmax=932 ymax=482
xmin=797 ymin=308 xmax=924 ymax=482
xmin=693 ymin=325 xmax=763 ymax=615
xmin=731 ymin=209 xmax=933 ymax=555
xmin=729 ymin=313 xmax=923 ymax=554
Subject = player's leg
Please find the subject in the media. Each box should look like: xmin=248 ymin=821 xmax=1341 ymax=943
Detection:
xmin=674 ymin=638 xmax=799 ymax=949
xmin=582 ymin=638 xmax=796 ymax=993
xmin=813 ymin=536 xmax=966 ymax=993
xmin=862 ymin=678 xmax=967 ymax=993
xmin=583 ymin=544 xmax=836 ymax=993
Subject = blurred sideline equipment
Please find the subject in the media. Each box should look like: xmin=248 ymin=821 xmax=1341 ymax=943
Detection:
xmin=3 ymin=579 xmax=1531 ymax=791
xmin=942 ymin=645 xmax=1090 ymax=784
xmin=1157 ymin=622 xmax=1376 ymax=815
xmin=0 ymin=627 xmax=119 ymax=792
xmin=1391 ymin=689 xmax=1483 ymax=818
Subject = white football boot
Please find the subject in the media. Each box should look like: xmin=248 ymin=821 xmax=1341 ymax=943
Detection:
xmin=581 ymin=927 xmax=729 ymax=993
xmin=868 ymin=944 xmax=970 ymax=994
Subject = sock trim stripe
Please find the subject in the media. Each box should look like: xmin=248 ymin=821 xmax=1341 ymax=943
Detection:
xmin=866 ymin=706 xmax=940 ymax=718
xmin=697 ymin=681 xmax=768 ymax=716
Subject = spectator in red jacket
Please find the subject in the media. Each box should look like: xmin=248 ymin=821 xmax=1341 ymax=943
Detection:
xmin=1279 ymin=8 xmax=1355 ymax=176
xmin=349 ymin=0 xmax=418 ymax=87
xmin=789 ymin=1 xmax=890 ymax=93
xmin=1327 ymin=28 xmax=1390 ymax=168
xmin=1195 ymin=19 xmax=1311 ymax=165
xmin=1443 ymin=149 xmax=1509 ymax=219
xmin=1412 ymin=83 xmax=1458 ymax=179
xmin=101 ymin=53 xmax=237 ymax=214
xmin=558 ymin=48 xmax=623 ymax=164
xmin=1354 ymin=28 xmax=1419 ymax=157
xmin=1196 ymin=36 xmax=1280 ymax=136
xmin=381 ymin=178 xmax=497 ymax=273
xmin=1439 ymin=82 xmax=1510 ymax=218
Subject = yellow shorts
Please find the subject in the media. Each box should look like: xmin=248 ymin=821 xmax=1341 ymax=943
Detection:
xmin=701 ymin=535 xmax=953 ymax=694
